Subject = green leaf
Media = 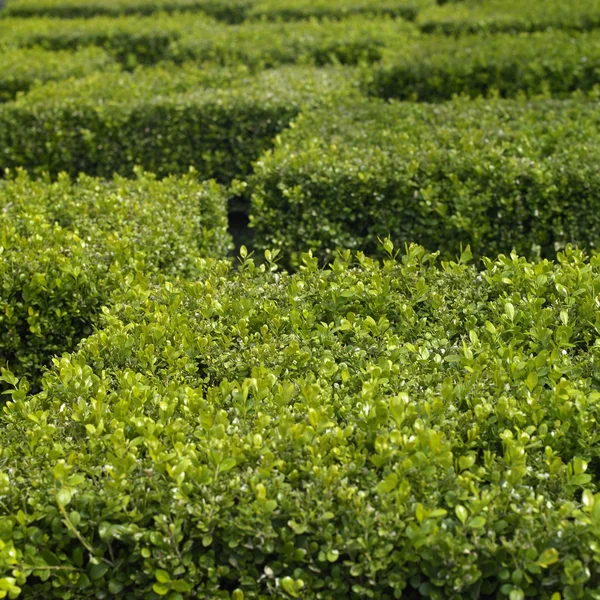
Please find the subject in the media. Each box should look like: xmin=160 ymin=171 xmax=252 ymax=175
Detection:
xmin=537 ymin=548 xmax=559 ymax=568
xmin=455 ymin=505 xmax=468 ymax=524
xmin=155 ymin=570 xmax=171 ymax=583
xmin=219 ymin=458 xmax=236 ymax=473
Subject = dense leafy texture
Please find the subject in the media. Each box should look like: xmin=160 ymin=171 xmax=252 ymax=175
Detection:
xmin=0 ymin=46 xmax=117 ymax=102
xmin=417 ymin=0 xmax=600 ymax=34
xmin=366 ymin=31 xmax=600 ymax=101
xmin=249 ymin=95 xmax=600 ymax=265
xmin=168 ymin=16 xmax=417 ymax=69
xmin=0 ymin=65 xmax=357 ymax=180
xmin=0 ymin=170 xmax=230 ymax=386
xmin=1 ymin=0 xmax=253 ymax=22
xmin=1 ymin=246 xmax=600 ymax=599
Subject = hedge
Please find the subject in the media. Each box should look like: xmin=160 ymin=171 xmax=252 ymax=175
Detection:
xmin=248 ymin=95 xmax=600 ymax=266
xmin=1 ymin=0 xmax=253 ymax=22
xmin=365 ymin=31 xmax=600 ymax=102
xmin=417 ymin=0 xmax=600 ymax=34
xmin=0 ymin=14 xmax=214 ymax=67
xmin=0 ymin=65 xmax=358 ymax=181
xmin=0 ymin=170 xmax=230 ymax=387
xmin=246 ymin=0 xmax=435 ymax=22
xmin=1 ymin=244 xmax=600 ymax=598
xmin=168 ymin=16 xmax=417 ymax=69
xmin=0 ymin=46 xmax=117 ymax=102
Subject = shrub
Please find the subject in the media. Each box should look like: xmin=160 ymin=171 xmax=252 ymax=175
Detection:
xmin=2 ymin=0 xmax=253 ymax=23
xmin=247 ymin=0 xmax=434 ymax=22
xmin=2 ymin=244 xmax=600 ymax=598
xmin=365 ymin=31 xmax=600 ymax=101
xmin=0 ymin=65 xmax=358 ymax=181
xmin=0 ymin=46 xmax=117 ymax=102
xmin=0 ymin=170 xmax=230 ymax=386
xmin=0 ymin=14 xmax=214 ymax=67
xmin=168 ymin=16 xmax=418 ymax=69
xmin=417 ymin=0 xmax=600 ymax=34
xmin=248 ymin=95 xmax=600 ymax=266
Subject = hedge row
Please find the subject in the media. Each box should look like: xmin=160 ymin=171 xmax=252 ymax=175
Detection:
xmin=365 ymin=30 xmax=600 ymax=102
xmin=1 ymin=0 xmax=434 ymax=21
xmin=1 ymin=0 xmax=253 ymax=22
xmin=2 ymin=245 xmax=600 ymax=598
xmin=0 ymin=14 xmax=214 ymax=67
xmin=0 ymin=15 xmax=418 ymax=70
xmin=417 ymin=0 xmax=600 ymax=34
xmin=0 ymin=65 xmax=357 ymax=181
xmin=0 ymin=46 xmax=117 ymax=102
xmin=168 ymin=16 xmax=417 ymax=69
xmin=248 ymin=95 xmax=600 ymax=266
xmin=246 ymin=0 xmax=434 ymax=22
xmin=0 ymin=170 xmax=230 ymax=387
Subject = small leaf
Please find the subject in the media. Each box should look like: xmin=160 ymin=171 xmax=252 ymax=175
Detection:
xmin=219 ymin=458 xmax=236 ymax=473
xmin=455 ymin=505 xmax=468 ymax=524
xmin=326 ymin=549 xmax=340 ymax=563
xmin=56 ymin=488 xmax=72 ymax=507
xmin=537 ymin=548 xmax=559 ymax=568
xmin=155 ymin=570 xmax=171 ymax=583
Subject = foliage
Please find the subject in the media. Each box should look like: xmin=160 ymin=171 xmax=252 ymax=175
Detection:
xmin=0 ymin=170 xmax=230 ymax=386
xmin=0 ymin=65 xmax=357 ymax=181
xmin=0 ymin=46 xmax=117 ymax=102
xmin=417 ymin=0 xmax=600 ymax=34
xmin=366 ymin=31 xmax=600 ymax=101
xmin=1 ymin=245 xmax=600 ymax=598
xmin=1 ymin=0 xmax=253 ymax=23
xmin=249 ymin=94 xmax=600 ymax=266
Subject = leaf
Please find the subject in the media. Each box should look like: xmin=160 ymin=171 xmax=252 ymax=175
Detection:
xmin=88 ymin=563 xmax=109 ymax=581
xmin=537 ymin=548 xmax=559 ymax=568
xmin=327 ymin=549 xmax=340 ymax=562
xmin=504 ymin=302 xmax=515 ymax=321
xmin=468 ymin=516 xmax=486 ymax=529
xmin=582 ymin=489 xmax=595 ymax=510
xmin=220 ymin=458 xmax=236 ymax=473
xmin=455 ymin=505 xmax=468 ymax=524
xmin=281 ymin=576 xmax=299 ymax=597
xmin=56 ymin=488 xmax=72 ymax=507
xmin=155 ymin=570 xmax=171 ymax=583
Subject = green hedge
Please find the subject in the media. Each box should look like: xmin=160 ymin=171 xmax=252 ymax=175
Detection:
xmin=248 ymin=95 xmax=600 ymax=266
xmin=365 ymin=31 xmax=600 ymax=101
xmin=1 ymin=0 xmax=253 ymax=22
xmin=2 ymin=245 xmax=600 ymax=598
xmin=169 ymin=16 xmax=417 ymax=69
xmin=246 ymin=0 xmax=434 ymax=22
xmin=0 ymin=170 xmax=230 ymax=387
xmin=0 ymin=65 xmax=357 ymax=181
xmin=0 ymin=46 xmax=117 ymax=102
xmin=0 ymin=14 xmax=213 ymax=67
xmin=417 ymin=0 xmax=600 ymax=34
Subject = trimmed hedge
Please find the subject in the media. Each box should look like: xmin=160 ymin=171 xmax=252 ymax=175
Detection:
xmin=0 ymin=14 xmax=212 ymax=67
xmin=2 ymin=245 xmax=600 ymax=598
xmin=248 ymin=95 xmax=600 ymax=265
xmin=0 ymin=15 xmax=416 ymax=69
xmin=1 ymin=0 xmax=253 ymax=22
xmin=0 ymin=46 xmax=117 ymax=102
xmin=0 ymin=170 xmax=230 ymax=386
xmin=247 ymin=0 xmax=434 ymax=22
xmin=417 ymin=0 xmax=600 ymax=34
xmin=365 ymin=31 xmax=600 ymax=102
xmin=169 ymin=16 xmax=417 ymax=69
xmin=0 ymin=65 xmax=358 ymax=181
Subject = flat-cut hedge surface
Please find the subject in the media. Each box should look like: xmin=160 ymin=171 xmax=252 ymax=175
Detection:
xmin=0 ymin=14 xmax=212 ymax=67
xmin=1 ymin=246 xmax=600 ymax=599
xmin=168 ymin=16 xmax=417 ymax=69
xmin=0 ymin=66 xmax=357 ymax=180
xmin=1 ymin=0 xmax=253 ymax=22
xmin=0 ymin=46 xmax=117 ymax=102
xmin=417 ymin=0 xmax=600 ymax=34
xmin=249 ymin=95 xmax=600 ymax=265
xmin=0 ymin=171 xmax=230 ymax=386
xmin=366 ymin=31 xmax=600 ymax=101
xmin=246 ymin=0 xmax=434 ymax=22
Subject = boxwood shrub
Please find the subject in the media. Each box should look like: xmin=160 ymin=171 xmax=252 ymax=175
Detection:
xmin=0 ymin=170 xmax=230 ymax=387
xmin=366 ymin=31 xmax=600 ymax=102
xmin=417 ymin=0 xmax=600 ymax=34
xmin=1 ymin=0 xmax=253 ymax=22
xmin=246 ymin=0 xmax=434 ymax=22
xmin=248 ymin=95 xmax=600 ymax=266
xmin=0 ymin=46 xmax=117 ymax=102
xmin=1 ymin=244 xmax=600 ymax=598
xmin=168 ymin=16 xmax=417 ymax=69
xmin=0 ymin=65 xmax=358 ymax=181
xmin=0 ymin=14 xmax=213 ymax=67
